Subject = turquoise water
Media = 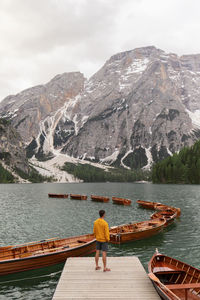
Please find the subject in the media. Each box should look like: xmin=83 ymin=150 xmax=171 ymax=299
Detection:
xmin=0 ymin=182 xmax=200 ymax=299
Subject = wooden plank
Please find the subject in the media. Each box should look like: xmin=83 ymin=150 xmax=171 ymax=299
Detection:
xmin=167 ymin=282 xmax=200 ymax=289
xmin=52 ymin=257 xmax=160 ymax=299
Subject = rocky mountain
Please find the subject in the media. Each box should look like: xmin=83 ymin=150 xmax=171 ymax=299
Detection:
xmin=0 ymin=72 xmax=85 ymax=160
xmin=1 ymin=46 xmax=200 ymax=171
xmin=0 ymin=118 xmax=30 ymax=178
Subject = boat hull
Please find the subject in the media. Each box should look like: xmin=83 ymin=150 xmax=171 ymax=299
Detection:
xmin=70 ymin=194 xmax=87 ymax=200
xmin=151 ymin=282 xmax=171 ymax=300
xmin=48 ymin=194 xmax=68 ymax=198
xmin=112 ymin=197 xmax=131 ymax=206
xmin=137 ymin=200 xmax=157 ymax=209
xmin=148 ymin=252 xmax=200 ymax=300
xmin=91 ymin=195 xmax=109 ymax=202
xmin=110 ymin=220 xmax=165 ymax=244
xmin=0 ymin=237 xmax=95 ymax=276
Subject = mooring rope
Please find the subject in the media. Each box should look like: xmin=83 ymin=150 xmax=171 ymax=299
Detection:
xmin=0 ymin=270 xmax=62 ymax=284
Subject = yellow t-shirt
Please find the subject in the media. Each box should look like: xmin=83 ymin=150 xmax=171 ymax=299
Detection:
xmin=93 ymin=218 xmax=110 ymax=242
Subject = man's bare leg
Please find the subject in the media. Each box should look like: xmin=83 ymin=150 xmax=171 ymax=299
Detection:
xmin=102 ymin=251 xmax=111 ymax=272
xmin=95 ymin=250 xmax=101 ymax=270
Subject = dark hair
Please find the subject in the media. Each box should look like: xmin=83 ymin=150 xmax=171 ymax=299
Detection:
xmin=99 ymin=210 xmax=105 ymax=218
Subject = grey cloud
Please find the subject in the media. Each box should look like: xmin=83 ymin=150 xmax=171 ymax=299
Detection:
xmin=1 ymin=0 xmax=200 ymax=101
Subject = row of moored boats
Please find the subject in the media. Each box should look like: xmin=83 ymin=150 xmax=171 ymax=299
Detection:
xmin=0 ymin=199 xmax=180 ymax=277
xmin=1 ymin=195 xmax=196 ymax=300
xmin=48 ymin=193 xmax=132 ymax=205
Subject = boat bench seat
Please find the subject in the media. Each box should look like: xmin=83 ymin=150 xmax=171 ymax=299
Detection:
xmin=167 ymin=283 xmax=200 ymax=290
xmin=154 ymin=264 xmax=184 ymax=273
xmin=148 ymin=223 xmax=157 ymax=226
xmin=155 ymin=270 xmax=185 ymax=275
xmin=120 ymin=228 xmax=130 ymax=233
xmin=33 ymin=245 xmax=70 ymax=255
xmin=77 ymin=239 xmax=93 ymax=243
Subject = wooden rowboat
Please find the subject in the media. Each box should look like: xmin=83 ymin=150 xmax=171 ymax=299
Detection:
xmin=155 ymin=204 xmax=181 ymax=217
xmin=91 ymin=195 xmax=110 ymax=202
xmin=137 ymin=199 xmax=159 ymax=209
xmin=109 ymin=218 xmax=166 ymax=244
xmin=0 ymin=234 xmax=95 ymax=276
xmin=137 ymin=200 xmax=172 ymax=211
xmin=151 ymin=209 xmax=178 ymax=226
xmin=48 ymin=193 xmax=68 ymax=198
xmin=70 ymin=194 xmax=87 ymax=200
xmin=154 ymin=203 xmax=170 ymax=210
xmin=148 ymin=250 xmax=200 ymax=300
xmin=137 ymin=200 xmax=181 ymax=217
xmin=112 ymin=197 xmax=131 ymax=206
xmin=174 ymin=208 xmax=181 ymax=217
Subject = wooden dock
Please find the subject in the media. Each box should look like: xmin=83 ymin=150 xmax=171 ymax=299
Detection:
xmin=52 ymin=256 xmax=160 ymax=299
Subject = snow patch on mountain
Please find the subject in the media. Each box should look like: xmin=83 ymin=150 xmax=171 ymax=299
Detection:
xmin=30 ymin=150 xmax=112 ymax=182
xmin=121 ymin=150 xmax=133 ymax=169
xmin=118 ymin=58 xmax=150 ymax=93
xmin=127 ymin=58 xmax=149 ymax=74
xmin=100 ymin=149 xmax=120 ymax=165
xmin=2 ymin=108 xmax=19 ymax=119
xmin=30 ymin=154 xmax=80 ymax=183
xmin=186 ymin=109 xmax=200 ymax=128
xmin=142 ymin=148 xmax=153 ymax=170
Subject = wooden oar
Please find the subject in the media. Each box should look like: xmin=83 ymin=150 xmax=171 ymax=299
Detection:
xmin=148 ymin=273 xmax=181 ymax=300
xmin=0 ymin=237 xmax=59 ymax=250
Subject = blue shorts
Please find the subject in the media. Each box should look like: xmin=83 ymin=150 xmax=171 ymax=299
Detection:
xmin=96 ymin=241 xmax=108 ymax=252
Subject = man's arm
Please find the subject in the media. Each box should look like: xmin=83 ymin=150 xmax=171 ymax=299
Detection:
xmin=105 ymin=222 xmax=110 ymax=242
xmin=93 ymin=222 xmax=96 ymax=237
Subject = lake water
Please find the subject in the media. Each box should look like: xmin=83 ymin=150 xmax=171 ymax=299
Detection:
xmin=0 ymin=182 xmax=200 ymax=299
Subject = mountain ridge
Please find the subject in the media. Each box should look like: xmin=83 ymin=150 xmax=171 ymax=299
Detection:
xmin=1 ymin=45 xmax=200 ymax=180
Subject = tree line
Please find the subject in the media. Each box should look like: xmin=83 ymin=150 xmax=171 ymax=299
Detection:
xmin=0 ymin=163 xmax=15 ymax=183
xmin=62 ymin=162 xmax=150 ymax=182
xmin=152 ymin=140 xmax=200 ymax=184
xmin=0 ymin=163 xmax=53 ymax=183
xmin=2 ymin=139 xmax=200 ymax=184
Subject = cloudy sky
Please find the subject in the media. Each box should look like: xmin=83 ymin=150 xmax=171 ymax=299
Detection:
xmin=1 ymin=0 xmax=200 ymax=101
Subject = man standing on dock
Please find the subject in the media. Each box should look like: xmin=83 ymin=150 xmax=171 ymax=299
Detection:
xmin=93 ymin=210 xmax=111 ymax=272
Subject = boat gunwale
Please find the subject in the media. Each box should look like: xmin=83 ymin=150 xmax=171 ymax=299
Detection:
xmin=0 ymin=237 xmax=96 ymax=264
xmin=110 ymin=218 xmax=166 ymax=236
xmin=0 ymin=233 xmax=95 ymax=250
xmin=148 ymin=251 xmax=200 ymax=300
